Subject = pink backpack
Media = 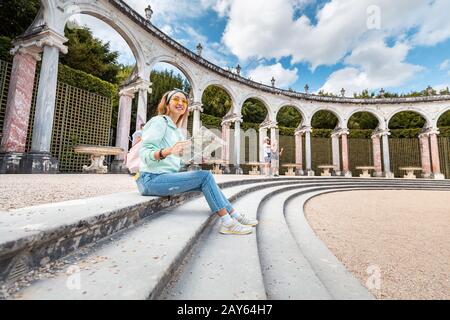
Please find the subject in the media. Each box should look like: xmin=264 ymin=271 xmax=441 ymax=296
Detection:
xmin=125 ymin=141 xmax=142 ymax=174
xmin=125 ymin=117 xmax=168 ymax=174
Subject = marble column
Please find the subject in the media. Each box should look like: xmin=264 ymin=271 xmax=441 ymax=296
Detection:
xmin=304 ymin=127 xmax=314 ymax=176
xmin=340 ymin=130 xmax=352 ymax=177
xmin=189 ymin=102 xmax=203 ymax=171
xmin=111 ymin=89 xmax=134 ymax=173
xmin=418 ymin=132 xmax=432 ymax=178
xmin=371 ymin=133 xmax=383 ymax=177
xmin=331 ymin=130 xmax=341 ymax=176
xmin=270 ymin=125 xmax=279 ymax=175
xmin=429 ymin=130 xmax=444 ymax=179
xmin=0 ymin=47 xmax=40 ymax=173
xmin=294 ymin=131 xmax=303 ymax=175
xmin=381 ymin=130 xmax=394 ymax=178
xmin=23 ymin=30 xmax=68 ymax=173
xmin=234 ymin=118 xmax=243 ymax=174
xmin=133 ymin=79 xmax=151 ymax=131
xmin=259 ymin=127 xmax=268 ymax=164
xmin=221 ymin=121 xmax=231 ymax=173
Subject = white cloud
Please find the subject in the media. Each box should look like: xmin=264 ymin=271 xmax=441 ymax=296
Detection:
xmin=319 ymin=39 xmax=424 ymax=95
xmin=247 ymin=63 xmax=298 ymax=88
xmin=440 ymin=59 xmax=450 ymax=71
xmin=221 ymin=0 xmax=450 ymax=69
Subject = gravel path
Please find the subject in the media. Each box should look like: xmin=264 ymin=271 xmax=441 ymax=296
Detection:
xmin=0 ymin=174 xmax=137 ymax=211
xmin=0 ymin=174 xmax=266 ymax=211
xmin=304 ymin=190 xmax=450 ymax=300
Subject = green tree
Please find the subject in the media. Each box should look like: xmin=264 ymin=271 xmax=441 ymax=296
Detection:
xmin=0 ymin=0 xmax=40 ymax=39
xmin=201 ymin=86 xmax=232 ymax=118
xmin=311 ymin=110 xmax=338 ymax=129
xmin=242 ymin=98 xmax=267 ymax=123
xmin=389 ymin=112 xmax=426 ymax=129
xmin=276 ymin=106 xmax=302 ymax=128
xmin=348 ymin=112 xmax=379 ymax=129
xmin=60 ymin=26 xmax=121 ymax=84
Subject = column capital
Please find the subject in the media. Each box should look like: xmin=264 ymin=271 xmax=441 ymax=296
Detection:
xmin=371 ymin=128 xmax=390 ymax=139
xmin=331 ymin=127 xmax=349 ymax=137
xmin=259 ymin=119 xmax=277 ymax=129
xmin=119 ymin=78 xmax=152 ymax=97
xmin=189 ymin=102 xmax=204 ymax=113
xmin=13 ymin=29 xmax=69 ymax=56
xmin=419 ymin=127 xmax=440 ymax=138
xmin=296 ymin=125 xmax=312 ymax=134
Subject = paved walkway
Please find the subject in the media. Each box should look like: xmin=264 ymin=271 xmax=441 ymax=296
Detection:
xmin=305 ymin=190 xmax=450 ymax=300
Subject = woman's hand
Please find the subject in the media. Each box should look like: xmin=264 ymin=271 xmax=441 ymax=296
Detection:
xmin=168 ymin=140 xmax=191 ymax=156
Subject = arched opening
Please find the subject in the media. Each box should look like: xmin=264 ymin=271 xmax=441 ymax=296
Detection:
xmin=437 ymin=110 xmax=450 ymax=178
xmin=388 ymin=111 xmax=427 ymax=178
xmin=241 ymin=98 xmax=269 ymax=174
xmin=200 ymin=85 xmax=233 ymax=168
xmin=310 ymin=110 xmax=340 ymax=175
xmin=276 ymin=105 xmax=303 ymax=175
xmin=347 ymin=112 xmax=381 ymax=176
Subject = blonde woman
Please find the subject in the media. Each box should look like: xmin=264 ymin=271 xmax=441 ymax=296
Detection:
xmin=135 ymin=89 xmax=258 ymax=235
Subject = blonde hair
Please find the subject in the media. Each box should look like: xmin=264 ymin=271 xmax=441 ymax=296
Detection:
xmin=157 ymin=90 xmax=189 ymax=128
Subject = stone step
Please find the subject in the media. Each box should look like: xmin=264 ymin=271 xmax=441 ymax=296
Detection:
xmin=5 ymin=178 xmax=450 ymax=300
xmin=158 ymin=184 xmax=306 ymax=300
xmin=0 ymin=176 xmax=304 ymax=284
xmin=8 ymin=180 xmax=304 ymax=299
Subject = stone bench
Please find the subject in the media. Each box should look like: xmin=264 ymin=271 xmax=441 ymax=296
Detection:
xmin=355 ymin=166 xmax=376 ymax=178
xmin=317 ymin=165 xmax=336 ymax=177
xmin=399 ymin=166 xmax=423 ymax=179
xmin=282 ymin=164 xmax=303 ymax=176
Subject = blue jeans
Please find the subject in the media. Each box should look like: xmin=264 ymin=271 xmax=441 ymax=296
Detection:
xmin=136 ymin=170 xmax=233 ymax=214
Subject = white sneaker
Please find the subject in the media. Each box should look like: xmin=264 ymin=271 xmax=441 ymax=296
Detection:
xmin=219 ymin=219 xmax=253 ymax=235
xmin=236 ymin=214 xmax=259 ymax=227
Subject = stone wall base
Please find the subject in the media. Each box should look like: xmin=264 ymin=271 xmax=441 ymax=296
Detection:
xmin=0 ymin=152 xmax=25 ymax=174
xmin=20 ymin=152 xmax=59 ymax=174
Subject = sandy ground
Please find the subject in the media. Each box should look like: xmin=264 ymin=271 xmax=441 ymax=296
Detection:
xmin=304 ymin=190 xmax=450 ymax=300
xmin=0 ymin=174 xmax=268 ymax=211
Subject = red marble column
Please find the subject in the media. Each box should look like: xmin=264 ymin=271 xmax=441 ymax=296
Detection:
xmin=295 ymin=132 xmax=303 ymax=171
xmin=429 ymin=133 xmax=441 ymax=175
xmin=341 ymin=133 xmax=350 ymax=173
xmin=1 ymin=52 xmax=37 ymax=153
xmin=371 ymin=134 xmax=383 ymax=176
xmin=419 ymin=134 xmax=432 ymax=178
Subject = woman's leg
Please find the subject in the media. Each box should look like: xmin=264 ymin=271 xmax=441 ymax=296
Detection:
xmin=142 ymin=170 xmax=231 ymax=215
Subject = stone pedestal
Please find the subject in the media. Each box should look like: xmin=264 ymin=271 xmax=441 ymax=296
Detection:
xmin=0 ymin=152 xmax=25 ymax=174
xmin=111 ymin=159 xmax=129 ymax=174
xmin=20 ymin=152 xmax=59 ymax=174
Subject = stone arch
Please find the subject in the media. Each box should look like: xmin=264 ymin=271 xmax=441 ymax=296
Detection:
xmin=45 ymin=1 xmax=148 ymax=78
xmin=310 ymin=107 xmax=344 ymax=129
xmin=386 ymin=107 xmax=433 ymax=128
xmin=148 ymin=55 xmax=199 ymax=101
xmin=345 ymin=109 xmax=385 ymax=129
xmin=435 ymin=105 xmax=450 ymax=128
xmin=237 ymin=93 xmax=272 ymax=120
xmin=274 ymin=102 xmax=306 ymax=127
xmin=199 ymin=80 xmax=238 ymax=109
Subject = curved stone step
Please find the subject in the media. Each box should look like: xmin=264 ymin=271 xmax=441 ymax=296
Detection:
xmin=283 ymin=183 xmax=450 ymax=300
xmin=158 ymin=183 xmax=311 ymax=300
xmin=5 ymin=178 xmax=450 ymax=300
xmin=256 ymin=181 xmax=450 ymax=300
xmin=8 ymin=179 xmax=305 ymax=299
xmin=0 ymin=176 xmax=304 ymax=284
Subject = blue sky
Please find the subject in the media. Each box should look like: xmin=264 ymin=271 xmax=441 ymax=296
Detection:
xmin=75 ymin=0 xmax=450 ymax=96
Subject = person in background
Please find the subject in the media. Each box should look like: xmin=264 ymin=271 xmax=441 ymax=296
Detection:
xmin=135 ymin=89 xmax=258 ymax=235
xmin=263 ymin=137 xmax=272 ymax=176
xmin=270 ymin=139 xmax=283 ymax=177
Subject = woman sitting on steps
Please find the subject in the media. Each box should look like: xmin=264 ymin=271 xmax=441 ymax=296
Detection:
xmin=135 ymin=89 xmax=258 ymax=235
